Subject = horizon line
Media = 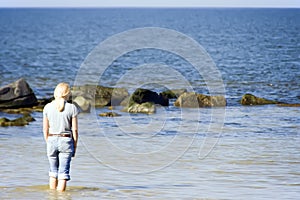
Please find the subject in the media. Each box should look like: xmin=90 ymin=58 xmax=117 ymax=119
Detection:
xmin=0 ymin=6 xmax=299 ymax=9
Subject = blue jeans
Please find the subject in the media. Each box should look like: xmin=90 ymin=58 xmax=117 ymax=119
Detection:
xmin=47 ymin=136 xmax=74 ymax=180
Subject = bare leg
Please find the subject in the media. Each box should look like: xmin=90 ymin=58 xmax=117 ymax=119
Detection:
xmin=57 ymin=179 xmax=67 ymax=191
xmin=49 ymin=177 xmax=58 ymax=190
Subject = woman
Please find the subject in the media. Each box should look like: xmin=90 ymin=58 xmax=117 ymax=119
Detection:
xmin=43 ymin=82 xmax=79 ymax=191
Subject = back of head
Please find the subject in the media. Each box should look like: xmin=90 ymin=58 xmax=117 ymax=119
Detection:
xmin=54 ymin=82 xmax=70 ymax=112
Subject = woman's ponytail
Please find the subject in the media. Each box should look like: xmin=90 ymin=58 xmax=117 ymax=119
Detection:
xmin=53 ymin=83 xmax=70 ymax=112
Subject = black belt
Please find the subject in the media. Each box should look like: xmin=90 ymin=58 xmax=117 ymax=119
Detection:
xmin=48 ymin=133 xmax=71 ymax=137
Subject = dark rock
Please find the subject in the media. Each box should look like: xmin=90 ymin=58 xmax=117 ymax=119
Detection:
xmin=0 ymin=97 xmax=51 ymax=113
xmin=71 ymin=85 xmax=129 ymax=107
xmin=161 ymin=89 xmax=187 ymax=99
xmin=129 ymin=88 xmax=169 ymax=106
xmin=174 ymin=92 xmax=226 ymax=108
xmin=0 ymin=78 xmax=38 ymax=108
xmin=123 ymin=102 xmax=156 ymax=114
xmin=99 ymin=112 xmax=121 ymax=117
xmin=240 ymin=94 xmax=280 ymax=105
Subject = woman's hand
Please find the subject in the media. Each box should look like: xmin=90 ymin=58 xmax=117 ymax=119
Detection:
xmin=43 ymin=116 xmax=49 ymax=142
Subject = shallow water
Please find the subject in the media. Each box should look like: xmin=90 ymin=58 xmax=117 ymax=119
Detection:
xmin=0 ymin=8 xmax=300 ymax=199
xmin=1 ymin=105 xmax=299 ymax=199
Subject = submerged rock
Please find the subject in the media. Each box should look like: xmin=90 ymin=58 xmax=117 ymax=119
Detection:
xmin=0 ymin=113 xmax=35 ymax=127
xmin=240 ymin=94 xmax=280 ymax=105
xmin=123 ymin=102 xmax=156 ymax=114
xmin=277 ymin=103 xmax=300 ymax=107
xmin=99 ymin=112 xmax=121 ymax=117
xmin=174 ymin=92 xmax=226 ymax=108
xmin=1 ymin=107 xmax=33 ymax=114
xmin=0 ymin=78 xmax=38 ymax=109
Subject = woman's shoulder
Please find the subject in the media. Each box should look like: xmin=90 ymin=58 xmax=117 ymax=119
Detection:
xmin=44 ymin=101 xmax=54 ymax=109
xmin=65 ymin=102 xmax=79 ymax=116
xmin=65 ymin=101 xmax=75 ymax=107
xmin=43 ymin=101 xmax=55 ymax=113
xmin=65 ymin=102 xmax=79 ymax=110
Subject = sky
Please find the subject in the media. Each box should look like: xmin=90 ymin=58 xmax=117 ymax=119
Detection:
xmin=0 ymin=0 xmax=299 ymax=8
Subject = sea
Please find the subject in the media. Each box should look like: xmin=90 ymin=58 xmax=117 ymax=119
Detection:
xmin=0 ymin=8 xmax=299 ymax=199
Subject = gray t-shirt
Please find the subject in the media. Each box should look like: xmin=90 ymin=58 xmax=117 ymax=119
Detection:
xmin=43 ymin=101 xmax=79 ymax=134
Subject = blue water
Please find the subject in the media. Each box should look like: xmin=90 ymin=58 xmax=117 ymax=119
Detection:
xmin=0 ymin=8 xmax=300 ymax=199
xmin=0 ymin=8 xmax=299 ymax=101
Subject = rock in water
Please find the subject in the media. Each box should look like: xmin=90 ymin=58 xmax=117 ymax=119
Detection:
xmin=174 ymin=92 xmax=226 ymax=108
xmin=123 ymin=102 xmax=156 ymax=114
xmin=240 ymin=94 xmax=279 ymax=105
xmin=71 ymin=85 xmax=129 ymax=107
xmin=161 ymin=89 xmax=187 ymax=99
xmin=277 ymin=103 xmax=300 ymax=107
xmin=129 ymin=88 xmax=169 ymax=106
xmin=0 ymin=78 xmax=38 ymax=108
xmin=174 ymin=92 xmax=199 ymax=108
xmin=73 ymin=96 xmax=90 ymax=112
xmin=99 ymin=112 xmax=121 ymax=117
xmin=0 ymin=113 xmax=35 ymax=127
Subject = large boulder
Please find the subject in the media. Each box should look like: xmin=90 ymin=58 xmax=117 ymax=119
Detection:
xmin=174 ymin=92 xmax=226 ymax=108
xmin=71 ymin=85 xmax=129 ymax=107
xmin=0 ymin=78 xmax=38 ymax=109
xmin=73 ymin=96 xmax=90 ymax=112
xmin=240 ymin=94 xmax=280 ymax=105
xmin=128 ymin=88 xmax=169 ymax=106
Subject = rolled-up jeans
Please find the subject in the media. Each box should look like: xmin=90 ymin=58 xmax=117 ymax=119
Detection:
xmin=47 ymin=136 xmax=74 ymax=180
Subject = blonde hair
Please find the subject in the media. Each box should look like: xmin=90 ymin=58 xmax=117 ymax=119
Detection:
xmin=54 ymin=82 xmax=70 ymax=112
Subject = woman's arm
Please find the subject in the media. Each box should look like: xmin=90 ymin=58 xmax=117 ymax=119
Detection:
xmin=72 ymin=116 xmax=78 ymax=157
xmin=43 ymin=116 xmax=49 ymax=142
